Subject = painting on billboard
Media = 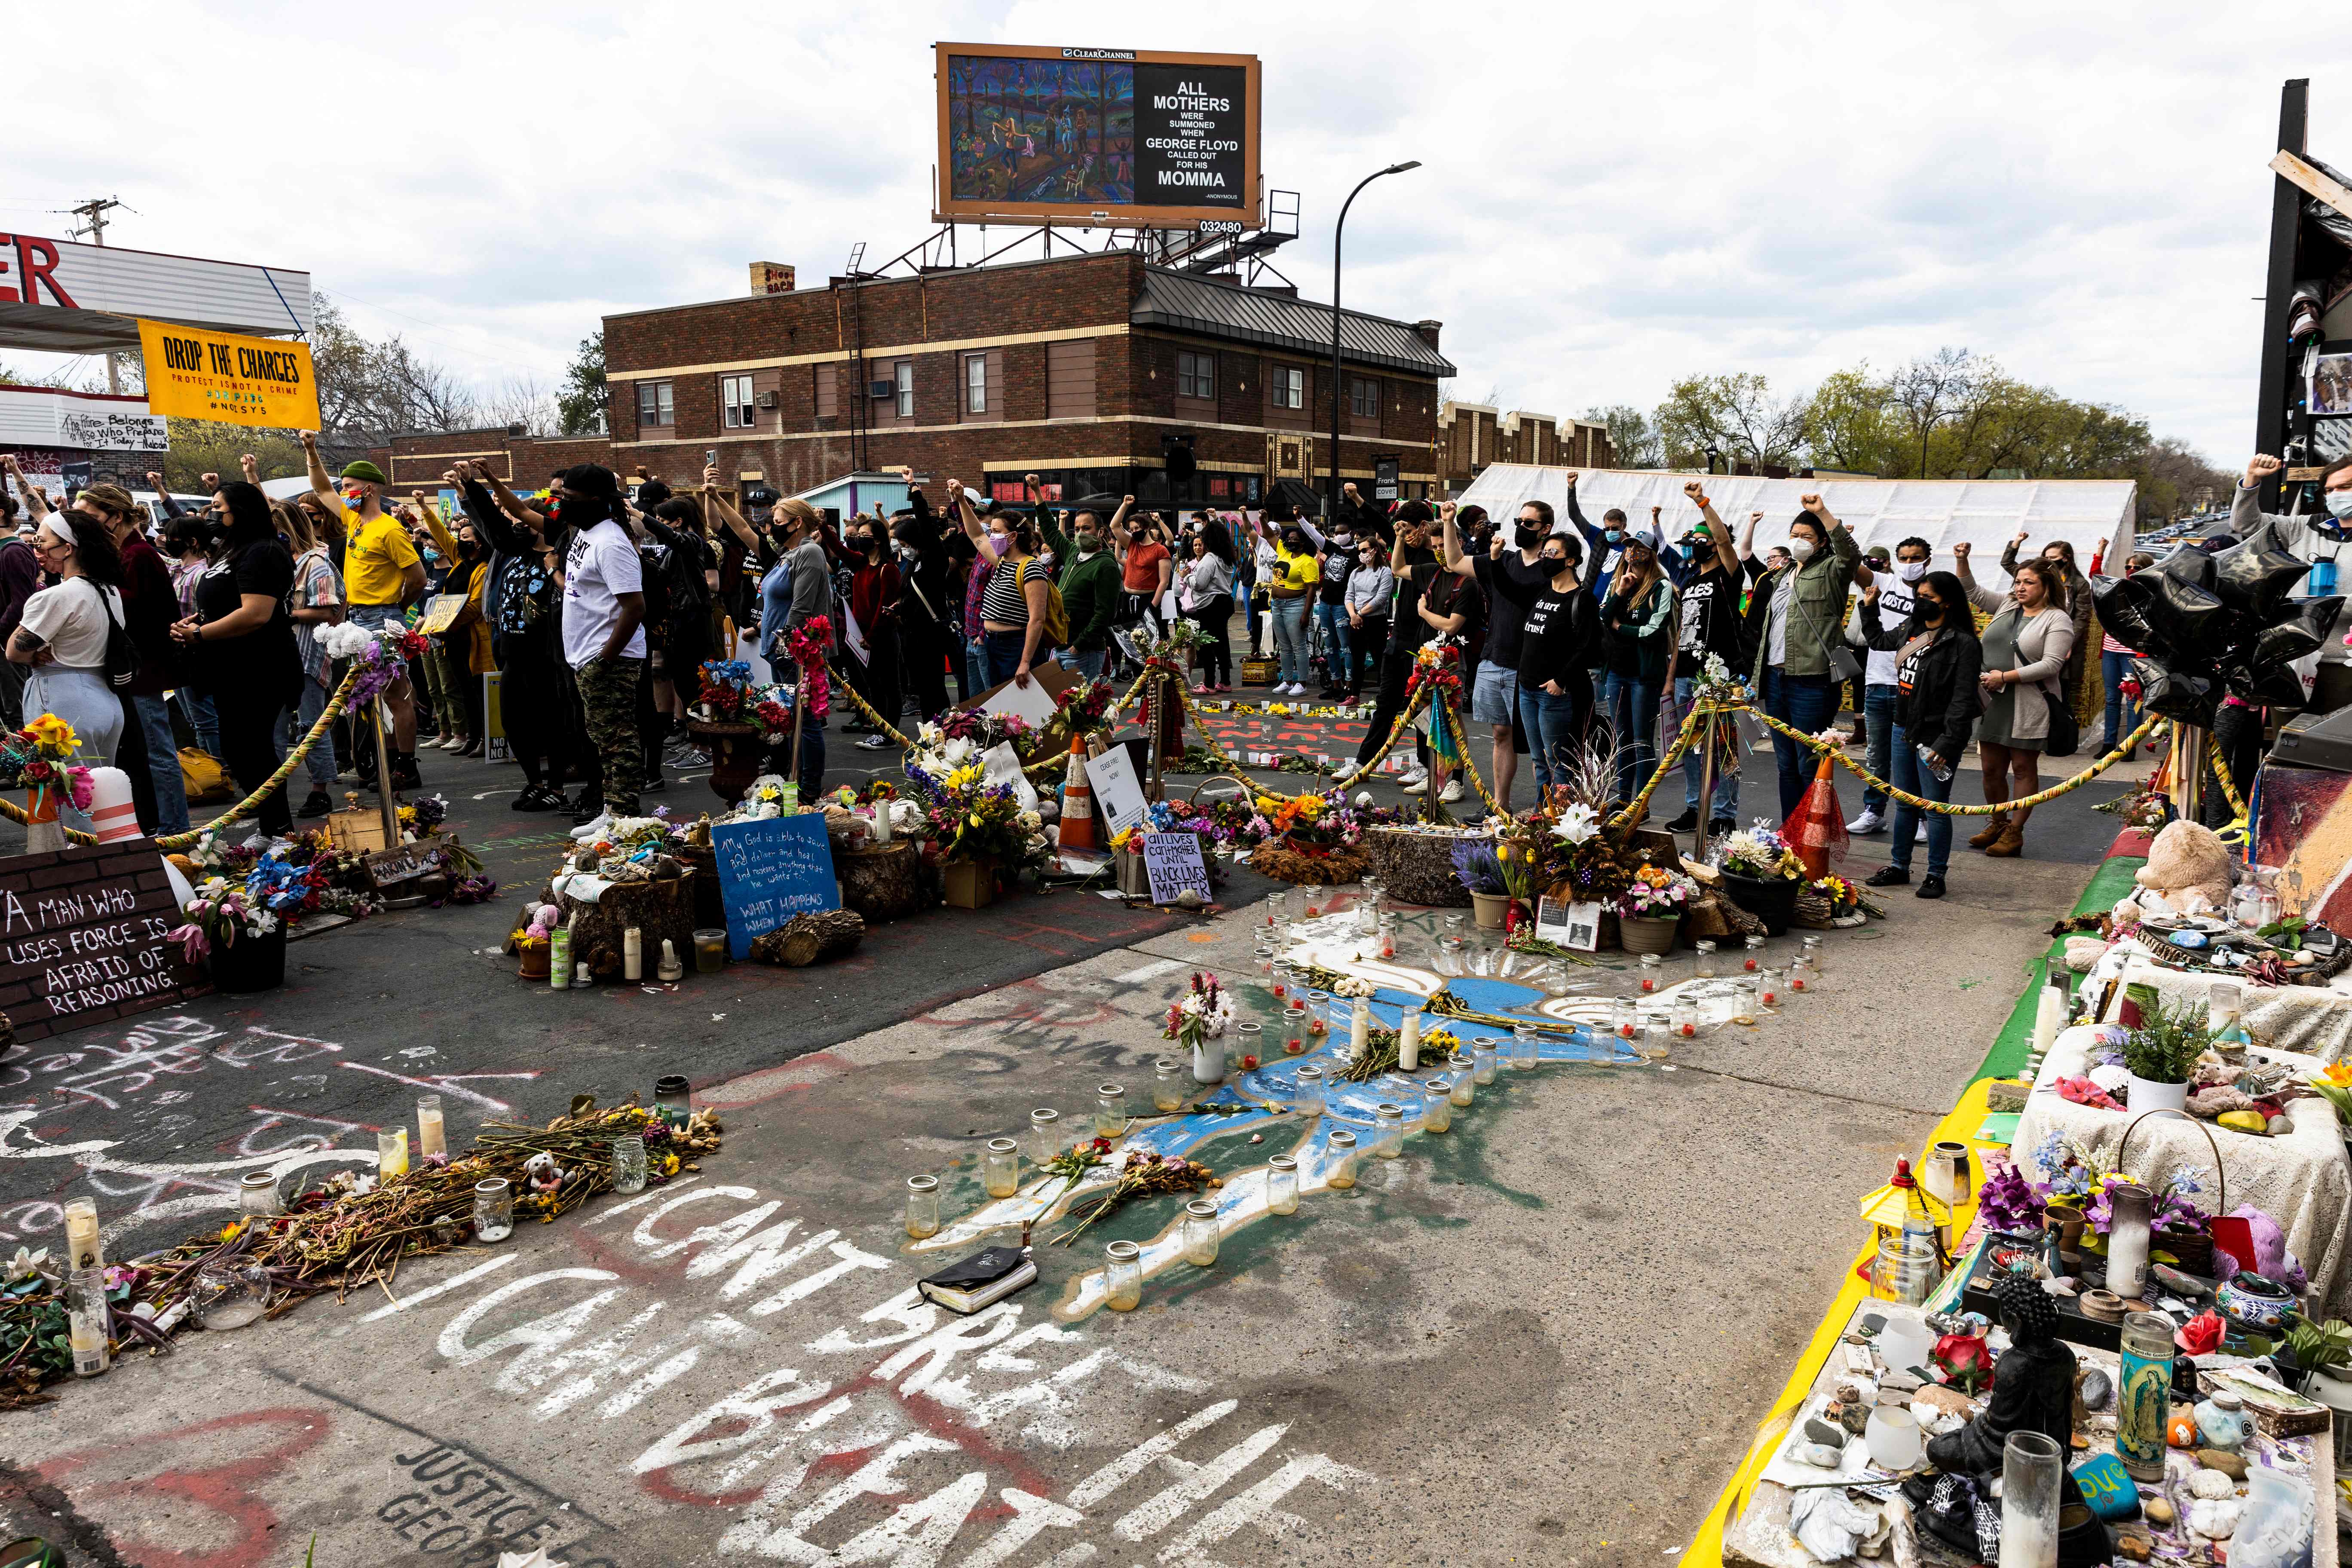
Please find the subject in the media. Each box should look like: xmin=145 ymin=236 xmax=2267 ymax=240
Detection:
xmin=946 ymin=55 xmax=1136 ymax=208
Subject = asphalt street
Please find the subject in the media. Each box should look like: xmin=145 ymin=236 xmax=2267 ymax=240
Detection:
xmin=0 ymin=694 xmax=2135 ymax=1567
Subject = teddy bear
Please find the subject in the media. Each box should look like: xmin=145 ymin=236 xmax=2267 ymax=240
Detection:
xmin=2120 ymin=819 xmax=2233 ymax=921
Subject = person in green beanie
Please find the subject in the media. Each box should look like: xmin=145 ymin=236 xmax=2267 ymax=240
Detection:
xmin=303 ymin=431 xmax=426 ymax=790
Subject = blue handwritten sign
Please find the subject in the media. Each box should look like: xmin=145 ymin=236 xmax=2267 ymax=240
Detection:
xmin=710 ymin=814 xmax=839 ymax=959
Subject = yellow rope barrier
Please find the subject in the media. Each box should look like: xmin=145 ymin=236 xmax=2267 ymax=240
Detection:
xmin=1738 ymin=700 xmax=2168 ymax=817
xmin=2 ymin=665 xmax=364 ymax=851
xmin=2205 ymin=732 xmax=2250 ymax=821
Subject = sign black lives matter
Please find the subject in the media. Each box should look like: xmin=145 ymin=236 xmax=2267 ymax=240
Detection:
xmin=1134 ymin=64 xmax=1247 ymax=210
xmin=0 ymin=841 xmax=208 ymax=1043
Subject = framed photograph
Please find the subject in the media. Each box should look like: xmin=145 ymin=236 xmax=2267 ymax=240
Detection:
xmin=1536 ymin=897 xmax=1602 ymax=952
xmin=2311 ymin=349 xmax=2352 ymax=418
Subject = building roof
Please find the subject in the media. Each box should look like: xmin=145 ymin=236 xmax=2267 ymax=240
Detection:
xmin=1130 ymin=268 xmax=1455 ymax=378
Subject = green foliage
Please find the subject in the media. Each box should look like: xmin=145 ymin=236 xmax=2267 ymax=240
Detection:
xmin=1655 ymin=371 xmax=1808 ymax=470
xmin=2287 ymin=1314 xmax=2352 ymax=1375
xmin=158 ymin=422 xmax=309 ymax=493
xmin=2122 ymin=995 xmax=2208 ymax=1085
xmin=1582 ymin=403 xmax=1663 ymax=469
xmin=559 ymin=330 xmax=607 ymax=436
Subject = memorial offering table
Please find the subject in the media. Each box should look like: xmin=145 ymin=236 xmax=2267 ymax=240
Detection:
xmin=836 ymin=839 xmax=926 ymax=922
xmin=552 ymin=870 xmax=700 ymax=981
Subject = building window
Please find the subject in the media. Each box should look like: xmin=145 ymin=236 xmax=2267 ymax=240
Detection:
xmin=721 ymin=374 xmax=755 ymax=429
xmin=1271 ymin=366 xmax=1304 ymax=410
xmin=965 ymin=354 xmax=989 ymax=415
xmin=636 ymin=380 xmax=674 ymax=429
xmin=894 ymin=359 xmax=913 ymax=419
xmin=1177 ymin=350 xmax=1215 ymax=401
xmin=1350 ymin=377 xmax=1378 ymax=419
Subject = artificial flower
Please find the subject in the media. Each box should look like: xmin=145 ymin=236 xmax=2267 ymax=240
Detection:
xmin=1552 ymin=803 xmax=1600 ymax=845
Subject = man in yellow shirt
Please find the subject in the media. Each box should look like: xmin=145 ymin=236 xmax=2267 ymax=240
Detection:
xmin=304 ymin=432 xmax=428 ymax=790
xmin=1262 ymin=513 xmax=1320 ymax=695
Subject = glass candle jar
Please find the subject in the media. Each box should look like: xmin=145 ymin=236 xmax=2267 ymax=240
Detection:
xmin=1325 ymin=1131 xmax=1359 ymax=1189
xmin=1743 ymin=935 xmax=1764 ymax=971
xmin=1396 ymin=1006 xmax=1424 ymax=1070
xmin=416 ymin=1093 xmax=447 ymax=1161
xmin=194 ymin=1260 xmax=268 ymax=1332
xmin=1355 ymin=894 xmax=1380 ymax=935
xmin=1302 ymin=884 xmax=1325 ymax=919
xmin=1730 ymin=975 xmax=1759 ymax=1025
xmin=1638 ymin=952 xmax=1663 ymax=992
xmin=1152 ymin=1058 xmax=1186 ymax=1113
xmin=1448 ymin=1050 xmax=1476 ymax=1106
xmin=693 ymin=928 xmax=728 ymax=973
xmin=1693 ymin=940 xmax=1718 ymax=981
xmin=1182 ymin=1198 xmax=1220 ymax=1265
xmin=1305 ymin=991 xmax=1331 ymax=1038
xmin=1234 ymin=1021 xmax=1262 ymax=1067
xmin=1268 ymin=962 xmax=1290 ymax=1000
xmin=1292 ymin=1064 xmax=1326 ymax=1117
xmin=1442 ymin=912 xmax=1465 ymax=938
xmin=474 ymin=1178 xmax=514 ymax=1241
xmin=1026 ymin=1108 xmax=1063 ymax=1166
xmin=1095 ymin=1084 xmax=1127 ymax=1138
xmin=610 ymin=1135 xmax=649 ymax=1195
xmin=1671 ymin=996 xmax=1698 ymax=1038
xmin=1282 ymin=1004 xmax=1307 ymax=1056
xmin=654 ymin=1075 xmax=692 ymax=1129
xmin=1267 ymin=1155 xmax=1299 ymax=1215
xmin=1422 ymin=1077 xmax=1455 ymax=1133
xmin=377 ymin=1128 xmax=409 ymax=1180
xmin=1372 ymin=1103 xmax=1405 ymax=1158
xmin=904 ymin=1174 xmax=941 ymax=1240
xmin=1800 ymin=934 xmax=1825 ymax=980
xmin=1611 ymin=998 xmax=1638 ymax=1041
xmin=66 ymin=1266 xmax=109 ymax=1376
xmin=1998 ymin=1430 xmax=2063 ymax=1568
xmin=1104 ymin=1240 xmax=1143 ymax=1311
xmin=983 ymin=1137 xmax=1020 ymax=1198
xmin=62 ymin=1196 xmax=101 ymax=1272
xmin=1266 ymin=890 xmax=1287 ymax=930
xmin=238 ymin=1170 xmax=282 ymax=1217
xmin=1470 ymin=1038 xmax=1499 ymax=1084
xmin=1790 ymin=952 xmax=1814 ymax=994
xmin=1758 ymin=967 xmax=1783 ymax=1009
xmin=1378 ymin=915 xmax=1398 ymax=960
xmin=2116 ymin=1309 xmax=2175 ymax=1479
xmin=1508 ymin=1031 xmax=1538 ymax=1072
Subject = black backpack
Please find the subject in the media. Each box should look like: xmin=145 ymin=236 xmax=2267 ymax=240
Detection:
xmin=90 ymin=580 xmax=139 ymax=691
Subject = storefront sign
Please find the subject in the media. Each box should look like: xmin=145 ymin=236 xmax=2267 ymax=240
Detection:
xmin=137 ymin=318 xmax=320 ymax=431
xmin=0 ymin=841 xmax=208 ymax=1043
xmin=710 ymin=813 xmax=839 ymax=959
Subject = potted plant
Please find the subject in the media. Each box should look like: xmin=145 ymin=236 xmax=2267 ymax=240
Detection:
xmin=1616 ymin=865 xmax=1695 ymax=954
xmin=2307 ymin=1063 xmax=2352 ymax=1162
xmin=168 ymin=881 xmax=285 ymax=994
xmin=1 ymin=716 xmax=92 ymax=855
xmin=917 ymin=756 xmax=1049 ymax=910
xmin=2121 ymin=995 xmax=2206 ymax=1115
xmin=1715 ymin=826 xmax=1805 ymax=936
xmin=2273 ymin=1314 xmax=2352 ymax=1398
xmin=1452 ymin=841 xmax=1512 ymax=928
xmin=1163 ymin=971 xmax=1236 ymax=1084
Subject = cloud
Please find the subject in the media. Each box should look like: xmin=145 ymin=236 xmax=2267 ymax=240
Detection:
xmin=6 ymin=0 xmax=2350 ymax=462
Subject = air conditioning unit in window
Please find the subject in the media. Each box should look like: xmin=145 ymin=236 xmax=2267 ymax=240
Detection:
xmin=869 ymin=380 xmax=894 ymax=399
xmin=756 ymin=391 xmax=778 ymax=409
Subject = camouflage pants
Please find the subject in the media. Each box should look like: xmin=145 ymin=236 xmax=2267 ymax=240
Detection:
xmin=575 ymin=655 xmax=644 ymax=813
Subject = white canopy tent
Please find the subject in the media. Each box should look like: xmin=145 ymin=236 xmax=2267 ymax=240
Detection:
xmin=1458 ymin=466 xmax=2139 ymax=575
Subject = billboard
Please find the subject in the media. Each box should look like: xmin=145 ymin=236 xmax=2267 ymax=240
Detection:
xmin=934 ymin=44 xmax=1261 ymax=228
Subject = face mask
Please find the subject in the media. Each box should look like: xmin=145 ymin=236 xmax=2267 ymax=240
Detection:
xmin=422 ymin=546 xmax=441 ymax=564
xmin=1917 ymin=599 xmax=1944 ymax=621
xmin=1077 ymin=535 xmax=1098 ymax=553
xmin=1788 ymin=538 xmax=1817 ymax=562
xmin=988 ymin=531 xmax=1009 ymax=549
xmin=1543 ymin=556 xmax=1569 ymax=574
xmin=1897 ymin=560 xmax=1927 ymax=582
xmin=1333 ymin=533 xmax=1352 ymax=547
xmin=2327 ymin=490 xmax=2352 ymax=520
xmin=1515 ymin=526 xmax=1547 ymax=548
xmin=1604 ymin=528 xmax=1623 ymax=543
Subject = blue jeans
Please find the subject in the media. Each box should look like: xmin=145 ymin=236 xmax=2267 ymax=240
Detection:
xmin=1312 ymin=602 xmax=1351 ymax=687
xmin=276 ymin=677 xmax=339 ymax=793
xmin=1675 ymin=675 xmax=1740 ymax=820
xmin=1888 ymin=723 xmax=1954 ymax=877
xmin=1761 ymin=667 xmax=1840 ymax=819
xmin=177 ymin=687 xmax=220 ymax=758
xmin=1516 ymin=683 xmax=1588 ymax=796
xmin=1861 ymin=683 xmax=1899 ymax=813
xmin=1269 ymin=597 xmax=1310 ymax=684
xmin=132 ymin=693 xmax=190 ymax=834
xmin=1057 ymin=646 xmax=1107 ymax=680
xmin=984 ymin=628 xmax=1035 ymax=686
xmin=963 ymin=636 xmax=990 ymax=699
xmin=2102 ymin=648 xmax=2141 ymax=752
xmin=1597 ymin=671 xmax=1659 ymax=802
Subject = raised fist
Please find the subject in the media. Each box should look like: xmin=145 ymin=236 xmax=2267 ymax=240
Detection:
xmin=1562 ymin=471 xmax=1580 ymax=487
xmin=1683 ymin=480 xmax=1705 ymax=500
xmin=1800 ymin=493 xmax=1825 ymax=514
xmin=1952 ymin=540 xmax=1972 ymax=560
xmin=144 ymin=471 xmax=163 ymax=488
xmin=2245 ymin=453 xmax=2284 ymax=484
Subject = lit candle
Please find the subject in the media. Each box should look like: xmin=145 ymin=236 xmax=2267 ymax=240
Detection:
xmin=1399 ymin=1008 xmax=1421 ymax=1071
xmin=871 ymin=804 xmax=894 ymax=845
xmin=2030 ymin=983 xmax=2064 ymax=1066
xmin=623 ymin=926 xmax=643 ymax=981
xmin=416 ymin=1095 xmax=446 ymax=1161
xmin=378 ymin=1129 xmax=409 ymax=1179
xmin=658 ymin=939 xmax=684 ymax=982
xmin=62 ymin=1197 xmax=100 ymax=1271
xmin=1350 ymin=997 xmax=1369 ymax=1057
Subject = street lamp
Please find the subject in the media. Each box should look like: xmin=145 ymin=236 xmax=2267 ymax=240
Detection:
xmin=1327 ymin=160 xmax=1422 ymax=518
xmin=1704 ymin=444 xmax=1721 ymax=476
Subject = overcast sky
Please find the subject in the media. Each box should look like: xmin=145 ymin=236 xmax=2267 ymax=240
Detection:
xmin=11 ymin=1 xmax=2352 ymax=464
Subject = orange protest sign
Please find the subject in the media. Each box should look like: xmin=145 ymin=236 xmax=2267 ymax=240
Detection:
xmin=136 ymin=318 xmax=320 ymax=430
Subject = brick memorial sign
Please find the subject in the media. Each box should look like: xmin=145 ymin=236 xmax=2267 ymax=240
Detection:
xmin=0 ymin=841 xmax=208 ymax=1043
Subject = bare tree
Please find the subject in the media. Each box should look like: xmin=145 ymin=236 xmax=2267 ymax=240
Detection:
xmin=1884 ymin=347 xmax=1984 ymax=478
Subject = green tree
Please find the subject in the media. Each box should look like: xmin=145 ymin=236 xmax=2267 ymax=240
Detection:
xmin=1583 ymin=404 xmax=1662 ymax=469
xmin=558 ymin=331 xmax=606 ymax=435
xmin=1653 ymin=372 xmax=1808 ymax=470
xmin=1799 ymin=366 xmax=1901 ymax=476
xmin=156 ymin=422 xmax=308 ymax=493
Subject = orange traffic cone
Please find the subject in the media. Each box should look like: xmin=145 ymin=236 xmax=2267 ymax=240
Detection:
xmin=1059 ymin=734 xmax=1098 ymax=851
xmin=1781 ymin=752 xmax=1849 ymax=881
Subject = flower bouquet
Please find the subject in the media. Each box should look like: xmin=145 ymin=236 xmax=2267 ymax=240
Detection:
xmin=1163 ymin=971 xmax=1236 ymax=1083
xmin=1715 ymin=823 xmax=1806 ymax=934
xmin=2 ymin=715 xmax=92 ymax=845
xmin=1054 ymin=677 xmax=1115 ymax=738
xmin=696 ymin=659 xmax=755 ymax=722
xmin=320 ymin=620 xmax=431 ymax=708
xmin=784 ymin=616 xmax=833 ymax=719
xmin=1052 ymin=1150 xmax=1218 ymax=1246
xmin=168 ymin=879 xmax=286 ymax=992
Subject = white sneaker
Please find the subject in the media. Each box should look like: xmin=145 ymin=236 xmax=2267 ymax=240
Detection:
xmin=1285 ymin=683 xmax=1306 ymax=696
xmin=1332 ymin=762 xmax=1362 ymax=784
xmin=1439 ymin=778 xmax=1466 ymax=804
xmin=1400 ymin=773 xmax=1429 ymax=795
xmin=1847 ymin=808 xmax=1886 ymax=834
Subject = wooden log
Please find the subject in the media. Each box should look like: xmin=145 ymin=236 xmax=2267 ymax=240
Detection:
xmin=554 ymin=869 xmax=701 ymax=978
xmin=750 ymin=909 xmax=866 ymax=967
xmin=1363 ymin=825 xmax=1480 ymax=907
xmin=837 ymin=839 xmax=928 ymax=922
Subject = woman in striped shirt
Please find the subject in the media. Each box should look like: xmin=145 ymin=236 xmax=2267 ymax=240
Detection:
xmin=956 ymin=483 xmax=1056 ymax=688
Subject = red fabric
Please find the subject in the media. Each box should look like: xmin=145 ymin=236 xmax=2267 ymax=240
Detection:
xmin=849 ymin=559 xmax=900 ymax=637
xmin=1780 ymin=755 xmax=1848 ymax=879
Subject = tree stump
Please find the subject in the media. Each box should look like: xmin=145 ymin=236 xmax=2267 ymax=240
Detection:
xmin=554 ymin=870 xmax=701 ymax=979
xmin=749 ymin=909 xmax=866 ymax=967
xmin=1364 ymin=825 xmax=1481 ymax=907
xmin=838 ymin=839 xmax=928 ymax=922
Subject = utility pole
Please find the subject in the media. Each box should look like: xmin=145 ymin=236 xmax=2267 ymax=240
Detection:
xmin=67 ymin=197 xmax=128 ymax=393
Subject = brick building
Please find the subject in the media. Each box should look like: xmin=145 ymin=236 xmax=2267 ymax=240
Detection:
xmin=1436 ymin=401 xmax=1615 ymax=495
xmin=383 ymin=427 xmax=615 ymax=492
xmin=584 ymin=251 xmax=1455 ymax=511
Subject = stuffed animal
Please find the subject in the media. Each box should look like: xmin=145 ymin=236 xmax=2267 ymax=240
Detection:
xmin=523 ymin=1151 xmax=567 ymax=1197
xmin=2131 ymin=820 xmax=2233 ymax=914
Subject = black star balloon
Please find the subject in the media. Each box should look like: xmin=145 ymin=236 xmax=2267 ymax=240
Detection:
xmin=2220 ymin=655 xmax=2311 ymax=709
xmin=2210 ymin=525 xmax=2311 ymax=623
xmin=2129 ymin=655 xmax=2221 ymax=728
xmin=2089 ymin=573 xmax=2166 ymax=658
xmin=2246 ymin=594 xmax=2346 ymax=671
xmin=2129 ymin=565 xmax=2229 ymax=663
